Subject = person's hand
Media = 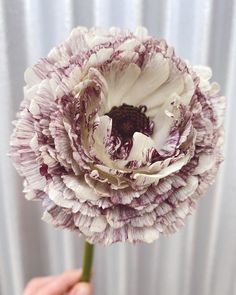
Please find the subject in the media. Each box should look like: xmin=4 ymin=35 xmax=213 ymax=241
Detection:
xmin=23 ymin=269 xmax=93 ymax=295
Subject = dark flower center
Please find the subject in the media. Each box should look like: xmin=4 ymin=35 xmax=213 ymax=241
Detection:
xmin=106 ymin=103 xmax=154 ymax=141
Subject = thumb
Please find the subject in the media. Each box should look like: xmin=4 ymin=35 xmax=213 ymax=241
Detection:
xmin=69 ymin=282 xmax=93 ymax=295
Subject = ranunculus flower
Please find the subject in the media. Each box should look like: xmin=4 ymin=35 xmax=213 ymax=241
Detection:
xmin=10 ymin=27 xmax=225 ymax=245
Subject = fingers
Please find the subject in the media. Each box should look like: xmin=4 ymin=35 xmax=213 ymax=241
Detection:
xmin=68 ymin=282 xmax=93 ymax=295
xmin=23 ymin=276 xmax=57 ymax=295
xmin=23 ymin=269 xmax=93 ymax=295
xmin=36 ymin=269 xmax=82 ymax=295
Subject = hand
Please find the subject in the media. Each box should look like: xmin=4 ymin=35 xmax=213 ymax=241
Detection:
xmin=23 ymin=269 xmax=93 ymax=295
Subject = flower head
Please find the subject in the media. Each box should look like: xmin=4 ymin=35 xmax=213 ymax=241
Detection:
xmin=10 ymin=27 xmax=225 ymax=244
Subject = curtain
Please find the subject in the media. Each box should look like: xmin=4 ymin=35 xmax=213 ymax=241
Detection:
xmin=0 ymin=0 xmax=236 ymax=294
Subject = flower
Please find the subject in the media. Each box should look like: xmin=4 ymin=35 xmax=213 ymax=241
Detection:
xmin=10 ymin=27 xmax=225 ymax=245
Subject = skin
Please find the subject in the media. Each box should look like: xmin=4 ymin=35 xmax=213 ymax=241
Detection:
xmin=23 ymin=269 xmax=93 ymax=295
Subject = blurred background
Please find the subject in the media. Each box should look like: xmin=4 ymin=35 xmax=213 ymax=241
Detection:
xmin=0 ymin=0 xmax=236 ymax=294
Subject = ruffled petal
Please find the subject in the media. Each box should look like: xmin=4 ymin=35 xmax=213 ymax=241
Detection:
xmin=123 ymin=53 xmax=170 ymax=106
xmin=62 ymin=175 xmax=103 ymax=201
xmin=132 ymin=153 xmax=191 ymax=187
xmin=103 ymin=63 xmax=141 ymax=112
xmin=144 ymin=65 xmax=184 ymax=116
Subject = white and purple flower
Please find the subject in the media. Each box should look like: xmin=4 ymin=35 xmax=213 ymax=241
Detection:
xmin=10 ymin=27 xmax=225 ymax=244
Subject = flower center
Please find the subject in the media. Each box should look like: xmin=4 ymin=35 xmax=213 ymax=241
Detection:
xmin=106 ymin=103 xmax=154 ymax=141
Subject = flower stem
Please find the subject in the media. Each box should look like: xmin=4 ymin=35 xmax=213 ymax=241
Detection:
xmin=80 ymin=241 xmax=94 ymax=282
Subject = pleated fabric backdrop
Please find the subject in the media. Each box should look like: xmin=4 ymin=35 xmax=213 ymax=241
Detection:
xmin=0 ymin=0 xmax=236 ymax=294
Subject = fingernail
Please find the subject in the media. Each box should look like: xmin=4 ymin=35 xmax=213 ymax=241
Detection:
xmin=75 ymin=283 xmax=91 ymax=295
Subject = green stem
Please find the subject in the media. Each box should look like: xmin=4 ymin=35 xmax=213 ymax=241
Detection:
xmin=80 ymin=241 xmax=94 ymax=282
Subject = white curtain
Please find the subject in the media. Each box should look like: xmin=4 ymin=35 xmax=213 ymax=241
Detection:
xmin=0 ymin=0 xmax=236 ymax=294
